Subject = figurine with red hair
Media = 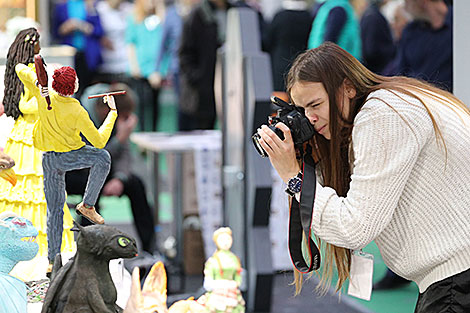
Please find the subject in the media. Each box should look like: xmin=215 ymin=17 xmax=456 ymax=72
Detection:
xmin=1 ymin=28 xmax=76 ymax=281
xmin=15 ymin=61 xmax=117 ymax=273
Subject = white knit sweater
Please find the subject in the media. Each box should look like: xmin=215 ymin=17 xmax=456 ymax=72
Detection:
xmin=311 ymin=89 xmax=470 ymax=292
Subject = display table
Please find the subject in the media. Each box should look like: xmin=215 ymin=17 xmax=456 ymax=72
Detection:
xmin=130 ymin=130 xmax=223 ymax=266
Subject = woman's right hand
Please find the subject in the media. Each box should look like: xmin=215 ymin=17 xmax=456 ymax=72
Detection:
xmin=257 ymin=123 xmax=301 ymax=183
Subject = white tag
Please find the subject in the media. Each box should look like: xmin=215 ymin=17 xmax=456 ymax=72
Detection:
xmin=348 ymin=250 xmax=374 ymax=301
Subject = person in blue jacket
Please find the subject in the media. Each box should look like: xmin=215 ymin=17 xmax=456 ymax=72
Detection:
xmin=53 ymin=0 xmax=104 ymax=97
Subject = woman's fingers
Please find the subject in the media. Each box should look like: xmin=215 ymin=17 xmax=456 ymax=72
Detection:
xmin=256 ymin=132 xmax=274 ymax=157
xmin=275 ymin=122 xmax=293 ymax=145
xmin=259 ymin=125 xmax=283 ymax=150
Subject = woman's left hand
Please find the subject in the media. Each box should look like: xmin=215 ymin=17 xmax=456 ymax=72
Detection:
xmin=257 ymin=123 xmax=301 ymax=183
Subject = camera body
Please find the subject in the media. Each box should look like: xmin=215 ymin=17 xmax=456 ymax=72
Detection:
xmin=252 ymin=96 xmax=315 ymax=157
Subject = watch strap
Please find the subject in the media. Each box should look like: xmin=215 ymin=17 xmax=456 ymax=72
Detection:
xmin=285 ymin=171 xmax=303 ymax=196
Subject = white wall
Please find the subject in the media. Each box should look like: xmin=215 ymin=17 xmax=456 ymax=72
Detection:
xmin=453 ymin=3 xmax=470 ymax=107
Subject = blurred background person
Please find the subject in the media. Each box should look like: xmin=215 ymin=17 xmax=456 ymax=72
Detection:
xmin=393 ymin=0 xmax=452 ymax=91
xmin=383 ymin=0 xmax=412 ymax=42
xmin=265 ymin=0 xmax=313 ymax=93
xmin=308 ymin=0 xmax=362 ymax=60
xmin=360 ymin=0 xmax=396 ymax=74
xmin=66 ymin=83 xmax=157 ymax=254
xmin=178 ymin=0 xmax=232 ymax=131
xmin=53 ymin=0 xmax=104 ymax=98
xmin=95 ymin=0 xmax=133 ymax=84
xmin=152 ymin=0 xmax=183 ymax=101
xmin=126 ymin=0 xmax=166 ymax=132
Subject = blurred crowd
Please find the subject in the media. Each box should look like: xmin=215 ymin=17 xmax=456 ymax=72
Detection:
xmin=47 ymin=0 xmax=454 ymax=257
xmin=40 ymin=0 xmax=453 ymax=134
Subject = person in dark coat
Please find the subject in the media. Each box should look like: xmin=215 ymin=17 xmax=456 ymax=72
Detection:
xmin=266 ymin=0 xmax=313 ymax=92
xmin=360 ymin=0 xmax=396 ymax=74
xmin=393 ymin=0 xmax=452 ymax=91
xmin=178 ymin=0 xmax=231 ymax=131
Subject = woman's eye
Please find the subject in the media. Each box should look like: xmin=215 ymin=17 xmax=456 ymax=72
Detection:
xmin=118 ymin=237 xmax=130 ymax=247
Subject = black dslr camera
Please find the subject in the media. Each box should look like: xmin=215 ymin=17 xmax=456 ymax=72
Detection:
xmin=252 ymin=96 xmax=315 ymax=158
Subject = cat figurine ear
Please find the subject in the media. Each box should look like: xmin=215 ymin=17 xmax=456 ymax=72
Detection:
xmin=143 ymin=261 xmax=167 ymax=297
xmin=70 ymin=220 xmax=84 ymax=233
xmin=124 ymin=262 xmax=208 ymax=313
xmin=124 ymin=262 xmax=168 ymax=313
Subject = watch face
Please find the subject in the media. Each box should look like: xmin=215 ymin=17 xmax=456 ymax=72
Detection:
xmin=288 ymin=176 xmax=302 ymax=193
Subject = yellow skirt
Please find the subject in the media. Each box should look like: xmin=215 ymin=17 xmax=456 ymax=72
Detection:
xmin=0 ymin=116 xmax=76 ymax=281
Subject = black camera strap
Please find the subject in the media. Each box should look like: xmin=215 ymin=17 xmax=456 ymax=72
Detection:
xmin=288 ymin=148 xmax=321 ymax=273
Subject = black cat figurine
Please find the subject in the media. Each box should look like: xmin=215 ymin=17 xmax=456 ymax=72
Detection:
xmin=41 ymin=221 xmax=138 ymax=313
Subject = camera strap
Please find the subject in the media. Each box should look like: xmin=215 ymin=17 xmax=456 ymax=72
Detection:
xmin=288 ymin=150 xmax=321 ymax=273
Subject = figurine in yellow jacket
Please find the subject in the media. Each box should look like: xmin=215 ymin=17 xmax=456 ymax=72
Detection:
xmin=1 ymin=28 xmax=76 ymax=281
xmin=16 ymin=63 xmax=117 ymax=268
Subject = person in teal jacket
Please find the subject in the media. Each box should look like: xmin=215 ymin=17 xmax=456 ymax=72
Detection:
xmin=308 ymin=0 xmax=362 ymax=61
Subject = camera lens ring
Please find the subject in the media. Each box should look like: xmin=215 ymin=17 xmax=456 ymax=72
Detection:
xmin=251 ymin=133 xmax=269 ymax=158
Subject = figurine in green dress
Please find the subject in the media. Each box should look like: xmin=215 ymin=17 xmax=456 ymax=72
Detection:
xmin=199 ymin=227 xmax=245 ymax=313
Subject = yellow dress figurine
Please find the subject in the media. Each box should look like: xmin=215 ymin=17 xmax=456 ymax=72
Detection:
xmin=0 ymin=28 xmax=75 ymax=281
xmin=199 ymin=227 xmax=245 ymax=313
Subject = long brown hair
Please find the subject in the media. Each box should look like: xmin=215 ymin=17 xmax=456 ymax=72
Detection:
xmin=286 ymin=42 xmax=469 ymax=294
xmin=3 ymin=28 xmax=40 ymax=120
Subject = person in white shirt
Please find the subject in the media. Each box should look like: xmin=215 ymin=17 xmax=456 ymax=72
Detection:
xmin=95 ymin=0 xmax=133 ymax=82
xmin=256 ymin=42 xmax=470 ymax=312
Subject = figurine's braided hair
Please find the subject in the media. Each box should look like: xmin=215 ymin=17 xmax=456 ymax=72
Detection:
xmin=3 ymin=28 xmax=40 ymax=120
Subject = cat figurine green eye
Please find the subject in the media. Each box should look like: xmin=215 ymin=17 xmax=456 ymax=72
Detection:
xmin=41 ymin=221 xmax=138 ymax=313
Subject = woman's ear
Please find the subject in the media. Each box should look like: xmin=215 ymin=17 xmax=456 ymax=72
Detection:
xmin=343 ymin=78 xmax=356 ymax=99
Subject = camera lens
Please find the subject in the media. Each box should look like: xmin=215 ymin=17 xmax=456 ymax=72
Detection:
xmin=251 ymin=133 xmax=269 ymax=158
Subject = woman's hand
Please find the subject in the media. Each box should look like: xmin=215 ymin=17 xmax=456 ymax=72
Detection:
xmin=257 ymin=123 xmax=301 ymax=183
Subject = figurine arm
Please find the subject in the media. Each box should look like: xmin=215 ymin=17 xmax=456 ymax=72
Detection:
xmin=18 ymin=95 xmax=39 ymax=115
xmin=79 ymin=108 xmax=117 ymax=149
xmin=15 ymin=64 xmax=41 ymax=99
xmin=202 ymin=258 xmax=217 ymax=291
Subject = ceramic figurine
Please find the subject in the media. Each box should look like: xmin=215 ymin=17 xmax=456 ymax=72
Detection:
xmin=0 ymin=27 xmax=76 ymax=281
xmin=199 ymin=227 xmax=245 ymax=313
xmin=41 ymin=222 xmax=138 ymax=313
xmin=0 ymin=150 xmax=16 ymax=185
xmin=124 ymin=261 xmax=208 ymax=313
xmin=15 ymin=57 xmax=118 ymax=273
xmin=0 ymin=212 xmax=39 ymax=313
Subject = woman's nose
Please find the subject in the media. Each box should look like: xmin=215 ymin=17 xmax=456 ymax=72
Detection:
xmin=306 ymin=111 xmax=317 ymax=124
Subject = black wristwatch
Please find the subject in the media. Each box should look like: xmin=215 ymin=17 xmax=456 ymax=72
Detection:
xmin=285 ymin=171 xmax=303 ymax=197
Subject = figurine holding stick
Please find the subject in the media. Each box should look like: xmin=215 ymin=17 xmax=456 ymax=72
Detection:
xmin=1 ymin=29 xmax=76 ymax=281
xmin=15 ymin=57 xmax=121 ymax=274
xmin=88 ymin=90 xmax=126 ymax=99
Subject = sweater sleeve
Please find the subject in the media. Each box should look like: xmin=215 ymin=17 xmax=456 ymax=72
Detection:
xmin=78 ymin=108 xmax=117 ymax=149
xmin=311 ymin=94 xmax=430 ymax=250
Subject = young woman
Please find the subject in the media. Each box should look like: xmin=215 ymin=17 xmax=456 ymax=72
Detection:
xmin=126 ymin=0 xmax=165 ymax=131
xmin=257 ymin=42 xmax=470 ymax=312
xmin=0 ymin=28 xmax=76 ymax=280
